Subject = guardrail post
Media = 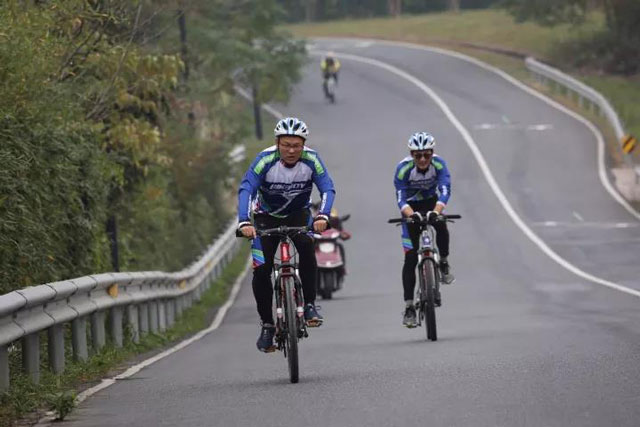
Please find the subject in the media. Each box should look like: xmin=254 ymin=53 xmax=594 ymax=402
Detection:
xmin=126 ymin=305 xmax=139 ymax=343
xmin=158 ymin=301 xmax=166 ymax=332
xmin=166 ymin=300 xmax=175 ymax=328
xmin=1 ymin=345 xmax=9 ymax=391
xmin=72 ymin=317 xmax=88 ymax=362
xmin=149 ymin=301 xmax=159 ymax=333
xmin=91 ymin=311 xmax=106 ymax=352
xmin=139 ymin=303 xmax=149 ymax=336
xmin=22 ymin=333 xmax=40 ymax=383
xmin=110 ymin=307 xmax=124 ymax=347
xmin=175 ymin=297 xmax=183 ymax=318
xmin=47 ymin=324 xmax=65 ymax=374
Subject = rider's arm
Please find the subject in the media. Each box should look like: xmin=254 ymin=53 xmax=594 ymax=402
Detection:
xmin=394 ymin=162 xmax=412 ymax=217
xmin=310 ymin=153 xmax=336 ymax=219
xmin=433 ymin=157 xmax=451 ymax=213
xmin=237 ymin=156 xmax=264 ymax=225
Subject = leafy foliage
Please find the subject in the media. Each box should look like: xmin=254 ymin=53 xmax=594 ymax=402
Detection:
xmin=501 ymin=0 xmax=640 ymax=74
xmin=276 ymin=0 xmax=501 ymax=21
xmin=0 ymin=0 xmax=304 ymax=292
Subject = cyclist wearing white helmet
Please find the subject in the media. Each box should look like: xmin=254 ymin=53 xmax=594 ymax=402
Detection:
xmin=394 ymin=132 xmax=454 ymax=328
xmin=238 ymin=117 xmax=336 ymax=352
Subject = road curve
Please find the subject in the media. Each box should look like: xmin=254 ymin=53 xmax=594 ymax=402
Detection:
xmin=63 ymin=39 xmax=640 ymax=427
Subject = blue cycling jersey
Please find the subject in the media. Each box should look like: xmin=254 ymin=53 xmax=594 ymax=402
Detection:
xmin=394 ymin=155 xmax=451 ymax=210
xmin=238 ymin=145 xmax=336 ymax=222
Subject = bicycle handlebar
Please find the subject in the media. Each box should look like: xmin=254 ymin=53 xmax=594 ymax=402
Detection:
xmin=387 ymin=214 xmax=461 ymax=224
xmin=235 ymin=225 xmax=312 ymax=238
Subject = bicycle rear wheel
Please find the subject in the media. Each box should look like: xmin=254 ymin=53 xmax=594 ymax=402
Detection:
xmin=284 ymin=277 xmax=299 ymax=383
xmin=421 ymin=261 xmax=438 ymax=341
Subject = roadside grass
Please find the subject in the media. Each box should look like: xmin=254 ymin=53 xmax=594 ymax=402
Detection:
xmin=286 ymin=9 xmax=640 ymax=165
xmin=0 ymin=242 xmax=249 ymax=427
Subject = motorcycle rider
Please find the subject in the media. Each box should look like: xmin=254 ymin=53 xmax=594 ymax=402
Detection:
xmin=238 ymin=117 xmax=336 ymax=352
xmin=394 ymin=132 xmax=454 ymax=328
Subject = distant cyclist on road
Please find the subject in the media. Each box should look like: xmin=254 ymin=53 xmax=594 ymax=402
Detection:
xmin=237 ymin=117 xmax=336 ymax=352
xmin=321 ymin=52 xmax=340 ymax=97
xmin=394 ymin=132 xmax=454 ymax=328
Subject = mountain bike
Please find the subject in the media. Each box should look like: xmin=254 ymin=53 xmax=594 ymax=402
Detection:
xmin=388 ymin=214 xmax=461 ymax=341
xmin=238 ymin=226 xmax=310 ymax=383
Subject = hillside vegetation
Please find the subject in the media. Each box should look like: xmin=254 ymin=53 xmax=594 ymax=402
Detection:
xmin=287 ymin=9 xmax=639 ymax=158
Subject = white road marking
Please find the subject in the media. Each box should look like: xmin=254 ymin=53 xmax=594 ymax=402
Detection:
xmin=526 ymin=124 xmax=554 ymax=131
xmin=533 ymin=221 xmax=638 ymax=228
xmin=573 ymin=211 xmax=584 ymax=222
xmin=36 ymin=258 xmax=253 ymax=425
xmin=311 ymin=37 xmax=640 ymax=221
xmin=474 ymin=123 xmax=553 ymax=131
xmin=475 ymin=123 xmax=496 ymax=130
xmin=312 ymin=49 xmax=640 ymax=299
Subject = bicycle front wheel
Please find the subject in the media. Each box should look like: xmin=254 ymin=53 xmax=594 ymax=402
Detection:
xmin=284 ymin=277 xmax=299 ymax=383
xmin=421 ymin=261 xmax=438 ymax=341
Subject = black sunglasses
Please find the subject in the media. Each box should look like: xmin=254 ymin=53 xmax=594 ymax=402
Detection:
xmin=411 ymin=151 xmax=432 ymax=159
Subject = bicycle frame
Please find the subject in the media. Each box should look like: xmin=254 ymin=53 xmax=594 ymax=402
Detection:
xmin=268 ymin=233 xmax=307 ymax=358
xmin=416 ymin=225 xmax=441 ymax=288
xmin=273 ymin=238 xmax=305 ymax=328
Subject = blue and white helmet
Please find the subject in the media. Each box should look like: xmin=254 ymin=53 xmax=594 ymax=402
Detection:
xmin=274 ymin=117 xmax=309 ymax=140
xmin=408 ymin=132 xmax=436 ymax=151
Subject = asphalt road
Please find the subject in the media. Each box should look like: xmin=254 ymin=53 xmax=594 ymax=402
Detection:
xmin=64 ymin=38 xmax=640 ymax=427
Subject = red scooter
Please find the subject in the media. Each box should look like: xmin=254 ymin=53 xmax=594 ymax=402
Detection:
xmin=315 ymin=214 xmax=351 ymax=299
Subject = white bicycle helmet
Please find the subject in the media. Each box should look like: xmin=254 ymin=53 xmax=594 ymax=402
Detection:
xmin=407 ymin=132 xmax=436 ymax=151
xmin=274 ymin=117 xmax=309 ymax=140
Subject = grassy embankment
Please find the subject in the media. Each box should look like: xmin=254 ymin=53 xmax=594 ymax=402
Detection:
xmin=287 ymin=9 xmax=640 ymax=166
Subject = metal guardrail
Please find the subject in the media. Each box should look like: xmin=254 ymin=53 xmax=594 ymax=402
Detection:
xmin=525 ymin=57 xmax=640 ymax=181
xmin=0 ymin=221 xmax=242 ymax=391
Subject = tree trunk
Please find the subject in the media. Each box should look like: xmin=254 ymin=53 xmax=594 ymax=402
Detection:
xmin=177 ymin=10 xmax=189 ymax=81
xmin=304 ymin=0 xmax=317 ymax=22
xmin=388 ymin=0 xmax=402 ymax=17
xmin=448 ymin=0 xmax=460 ymax=12
xmin=106 ymin=214 xmax=119 ymax=272
xmin=252 ymin=84 xmax=263 ymax=140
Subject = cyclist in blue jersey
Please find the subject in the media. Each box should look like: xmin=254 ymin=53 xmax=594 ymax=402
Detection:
xmin=238 ymin=117 xmax=336 ymax=352
xmin=394 ymin=132 xmax=454 ymax=328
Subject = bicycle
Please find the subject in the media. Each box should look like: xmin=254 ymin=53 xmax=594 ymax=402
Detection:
xmin=388 ymin=214 xmax=461 ymax=341
xmin=323 ymin=74 xmax=337 ymax=103
xmin=237 ymin=226 xmax=310 ymax=383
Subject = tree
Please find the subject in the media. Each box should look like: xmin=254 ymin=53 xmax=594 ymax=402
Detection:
xmin=502 ymin=0 xmax=640 ymax=74
xmin=206 ymin=0 xmax=306 ymax=137
xmin=388 ymin=0 xmax=402 ymax=17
